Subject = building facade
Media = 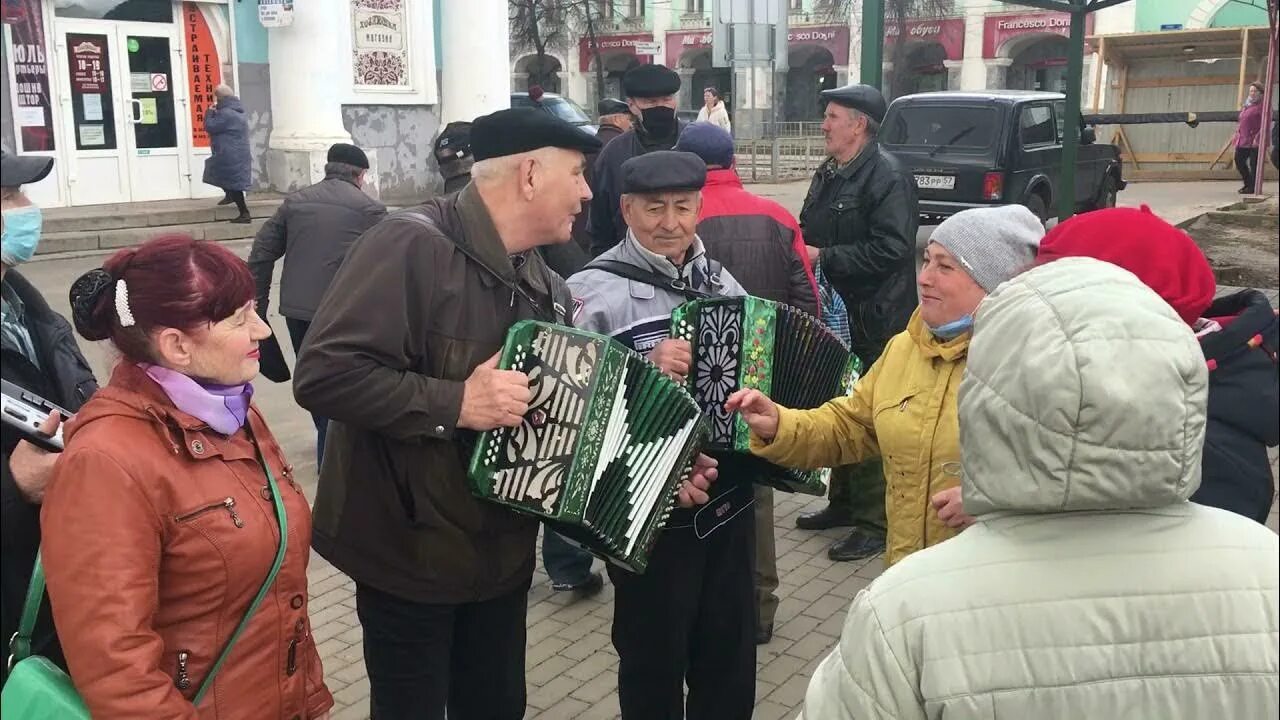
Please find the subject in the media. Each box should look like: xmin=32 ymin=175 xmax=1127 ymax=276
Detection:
xmin=2 ymin=0 xmax=512 ymax=208
xmin=512 ymin=0 xmax=1269 ymax=124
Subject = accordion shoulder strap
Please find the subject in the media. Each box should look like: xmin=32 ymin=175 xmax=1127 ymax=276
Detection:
xmin=584 ymin=259 xmax=720 ymax=301
xmin=397 ymin=210 xmax=559 ymax=323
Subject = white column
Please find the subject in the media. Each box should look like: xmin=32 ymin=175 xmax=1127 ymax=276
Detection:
xmin=959 ymin=3 xmax=987 ymax=91
xmin=265 ymin=0 xmax=354 ymax=191
xmin=440 ymin=0 xmax=510 ymax=123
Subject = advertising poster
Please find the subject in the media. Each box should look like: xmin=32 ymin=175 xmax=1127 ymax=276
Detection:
xmin=2 ymin=0 xmax=56 ymax=151
xmin=183 ymin=2 xmax=223 ymax=147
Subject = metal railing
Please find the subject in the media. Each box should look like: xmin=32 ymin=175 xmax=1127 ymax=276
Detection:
xmin=734 ymin=136 xmax=829 ymax=182
xmin=757 ymin=121 xmax=823 ymax=138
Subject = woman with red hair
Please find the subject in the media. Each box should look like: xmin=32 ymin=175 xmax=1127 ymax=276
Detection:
xmin=39 ymin=235 xmax=333 ymax=718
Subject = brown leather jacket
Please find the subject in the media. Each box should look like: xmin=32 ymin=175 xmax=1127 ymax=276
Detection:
xmin=41 ymin=363 xmax=332 ymax=719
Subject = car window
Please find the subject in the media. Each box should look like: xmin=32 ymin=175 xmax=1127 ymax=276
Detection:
xmin=1020 ymin=104 xmax=1055 ymax=148
xmin=1053 ymin=100 xmax=1066 ymax=141
xmin=510 ymin=96 xmax=535 ymax=109
xmin=881 ymin=106 xmax=999 ymax=151
xmin=542 ymin=97 xmax=591 ymax=125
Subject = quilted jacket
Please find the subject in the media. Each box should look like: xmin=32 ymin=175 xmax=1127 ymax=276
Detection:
xmin=750 ymin=308 xmax=968 ymax=566
xmin=801 ymin=258 xmax=1280 ymax=720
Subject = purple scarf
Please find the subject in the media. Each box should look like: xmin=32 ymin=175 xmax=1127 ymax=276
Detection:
xmin=142 ymin=364 xmax=254 ymax=435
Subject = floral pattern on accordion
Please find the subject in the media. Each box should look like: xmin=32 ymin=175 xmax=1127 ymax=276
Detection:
xmin=694 ymin=303 xmax=742 ymax=445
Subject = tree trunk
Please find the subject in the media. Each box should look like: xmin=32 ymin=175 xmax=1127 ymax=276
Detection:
xmin=583 ymin=0 xmax=606 ymax=101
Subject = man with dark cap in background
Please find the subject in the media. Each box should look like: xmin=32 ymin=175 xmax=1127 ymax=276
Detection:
xmin=569 ymin=98 xmax=633 ymax=254
xmin=674 ymin=121 xmax=819 ymax=646
xmin=569 ymin=151 xmax=757 ymax=719
xmin=2 ymin=151 xmax=98 ymax=688
xmin=793 ymin=83 xmax=919 ymax=563
xmin=435 ymin=121 xmax=474 ymax=194
xmin=248 ymin=142 xmax=386 ymax=468
xmin=589 ymin=63 xmax=684 ymax=257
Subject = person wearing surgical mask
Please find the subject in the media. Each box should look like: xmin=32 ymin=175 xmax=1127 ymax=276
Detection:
xmin=589 ymin=63 xmax=685 ymax=256
xmin=0 ymin=149 xmax=98 ymax=687
xmin=726 ymin=205 xmax=1043 ymax=568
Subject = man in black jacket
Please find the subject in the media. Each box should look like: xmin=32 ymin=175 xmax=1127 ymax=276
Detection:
xmin=248 ymin=142 xmax=387 ymax=467
xmin=589 ymin=64 xmax=684 ymax=256
xmin=1 ymin=151 xmax=98 ymax=686
xmin=794 ymin=84 xmax=919 ymax=562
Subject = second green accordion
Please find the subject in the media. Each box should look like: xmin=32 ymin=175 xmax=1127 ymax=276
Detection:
xmin=671 ymin=296 xmax=861 ymax=495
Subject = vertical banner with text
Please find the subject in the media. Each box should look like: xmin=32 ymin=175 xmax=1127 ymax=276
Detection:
xmin=183 ymin=2 xmax=222 ymax=148
xmin=2 ymin=0 xmax=56 ymax=151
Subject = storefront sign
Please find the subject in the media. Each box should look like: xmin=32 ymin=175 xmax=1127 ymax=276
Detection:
xmin=884 ymin=17 xmax=965 ymax=62
xmin=69 ymin=38 xmax=108 ymax=93
xmin=579 ymin=33 xmax=655 ymax=72
xmin=664 ymin=24 xmax=849 ymax=67
xmin=258 ymin=0 xmax=293 ymax=28
xmin=2 ymin=0 xmax=55 ymax=151
xmin=982 ymin=12 xmax=1094 ymax=58
xmin=352 ymin=0 xmax=409 ymax=87
xmin=183 ymin=2 xmax=223 ymax=148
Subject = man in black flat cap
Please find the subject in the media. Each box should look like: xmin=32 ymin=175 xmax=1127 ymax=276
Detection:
xmin=794 ymin=84 xmax=919 ymax=562
xmin=248 ymin=142 xmax=386 ymax=468
xmin=569 ymin=151 xmax=758 ymax=720
xmin=295 ymin=110 xmax=719 ymax=720
xmin=594 ymin=97 xmax=633 ymax=150
xmin=589 ymin=63 xmax=685 ymax=257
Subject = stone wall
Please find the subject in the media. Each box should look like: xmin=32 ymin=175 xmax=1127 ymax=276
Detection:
xmin=342 ymin=104 xmax=442 ymax=205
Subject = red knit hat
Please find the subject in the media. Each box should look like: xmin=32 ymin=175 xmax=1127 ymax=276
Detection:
xmin=1036 ymin=205 xmax=1216 ymax=324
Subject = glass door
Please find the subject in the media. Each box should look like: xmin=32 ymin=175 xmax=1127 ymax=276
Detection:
xmin=116 ymin=22 xmax=189 ymax=202
xmin=54 ymin=19 xmax=189 ymax=205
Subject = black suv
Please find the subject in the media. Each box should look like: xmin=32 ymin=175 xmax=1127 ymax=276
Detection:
xmin=880 ymin=90 xmax=1125 ymax=223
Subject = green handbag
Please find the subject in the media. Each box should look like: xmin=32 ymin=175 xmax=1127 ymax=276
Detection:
xmin=2 ymin=446 xmax=288 ymax=718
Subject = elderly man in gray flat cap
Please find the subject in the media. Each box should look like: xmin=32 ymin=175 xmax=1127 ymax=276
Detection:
xmin=569 ymin=150 xmax=758 ymax=720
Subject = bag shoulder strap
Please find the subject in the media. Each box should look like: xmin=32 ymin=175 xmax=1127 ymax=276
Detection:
xmin=192 ymin=443 xmax=288 ymax=704
xmin=584 ymin=259 xmax=714 ymax=301
xmin=7 ymin=551 xmax=46 ymax=669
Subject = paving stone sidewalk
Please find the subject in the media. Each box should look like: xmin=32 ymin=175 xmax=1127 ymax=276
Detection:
xmin=310 ymin=456 xmax=1280 ymax=720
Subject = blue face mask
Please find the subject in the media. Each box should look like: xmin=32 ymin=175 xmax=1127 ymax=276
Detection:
xmin=1 ymin=206 xmax=43 ymax=266
xmin=927 ymin=313 xmax=974 ymax=340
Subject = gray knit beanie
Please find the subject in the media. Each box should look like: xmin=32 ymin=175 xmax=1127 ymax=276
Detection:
xmin=929 ymin=205 xmax=1044 ymax=293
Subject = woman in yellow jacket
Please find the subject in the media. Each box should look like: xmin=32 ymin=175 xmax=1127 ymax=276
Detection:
xmin=728 ymin=205 xmax=1043 ymax=566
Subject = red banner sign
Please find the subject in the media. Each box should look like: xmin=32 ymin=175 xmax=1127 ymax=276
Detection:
xmin=982 ymin=12 xmax=1094 ymax=58
xmin=2 ymin=0 xmax=55 ymax=150
xmin=68 ymin=37 xmax=108 ymax=93
xmin=665 ymin=24 xmax=850 ymax=68
xmin=183 ymin=2 xmax=221 ymax=148
xmin=578 ymin=33 xmax=654 ymax=72
xmin=885 ymin=17 xmax=965 ymax=62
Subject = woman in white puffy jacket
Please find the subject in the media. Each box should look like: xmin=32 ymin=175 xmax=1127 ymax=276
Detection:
xmin=696 ymin=87 xmax=731 ymax=134
xmin=801 ymin=258 xmax=1280 ymax=720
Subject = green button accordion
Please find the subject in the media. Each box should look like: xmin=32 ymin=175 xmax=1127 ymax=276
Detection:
xmin=468 ymin=320 xmax=708 ymax=573
xmin=671 ymin=296 xmax=862 ymax=495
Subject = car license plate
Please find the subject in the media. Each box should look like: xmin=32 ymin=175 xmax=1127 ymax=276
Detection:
xmin=915 ymin=174 xmax=955 ymax=190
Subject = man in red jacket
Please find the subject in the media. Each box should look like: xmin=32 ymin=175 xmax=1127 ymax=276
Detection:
xmin=675 ymin=121 xmax=820 ymax=644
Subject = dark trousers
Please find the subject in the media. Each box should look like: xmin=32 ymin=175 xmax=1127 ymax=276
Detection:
xmin=607 ymin=496 xmax=756 ymax=720
xmin=285 ymin=317 xmax=328 ymax=467
xmin=1235 ymin=147 xmax=1258 ymax=190
xmin=224 ymin=189 xmax=250 ymax=216
xmin=541 ymin=527 xmax=595 ymax=587
xmin=356 ymin=581 xmax=530 ymax=720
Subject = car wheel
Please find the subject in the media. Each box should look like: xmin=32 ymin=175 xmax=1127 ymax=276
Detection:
xmin=1023 ymin=192 xmax=1049 ymax=224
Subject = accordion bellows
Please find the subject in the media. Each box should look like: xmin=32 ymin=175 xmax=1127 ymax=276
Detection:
xmin=672 ymin=296 xmax=862 ymax=495
xmin=469 ymin=321 xmax=707 ymax=573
